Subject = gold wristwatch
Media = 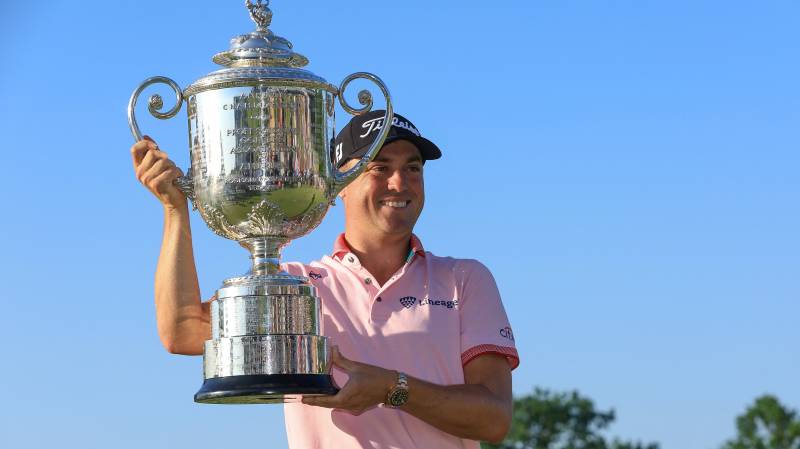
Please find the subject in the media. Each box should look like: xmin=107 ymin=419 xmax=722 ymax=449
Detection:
xmin=385 ymin=371 xmax=409 ymax=408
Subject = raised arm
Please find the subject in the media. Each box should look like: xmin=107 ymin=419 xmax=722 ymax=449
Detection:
xmin=131 ymin=137 xmax=210 ymax=355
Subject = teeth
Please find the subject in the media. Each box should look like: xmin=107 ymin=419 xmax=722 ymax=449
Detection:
xmin=382 ymin=201 xmax=408 ymax=208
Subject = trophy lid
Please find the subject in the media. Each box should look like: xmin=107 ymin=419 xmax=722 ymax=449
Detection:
xmin=212 ymin=0 xmax=308 ymax=68
xmin=184 ymin=0 xmax=335 ymax=96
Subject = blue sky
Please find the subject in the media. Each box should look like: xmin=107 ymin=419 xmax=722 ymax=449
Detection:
xmin=0 ymin=1 xmax=797 ymax=448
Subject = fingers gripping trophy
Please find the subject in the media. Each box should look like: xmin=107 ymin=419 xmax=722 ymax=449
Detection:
xmin=127 ymin=0 xmax=394 ymax=404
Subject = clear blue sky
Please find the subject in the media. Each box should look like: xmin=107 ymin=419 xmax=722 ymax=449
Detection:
xmin=0 ymin=1 xmax=797 ymax=448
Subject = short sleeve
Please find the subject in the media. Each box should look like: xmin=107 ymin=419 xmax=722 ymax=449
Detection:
xmin=457 ymin=260 xmax=520 ymax=370
xmin=281 ymin=261 xmax=309 ymax=278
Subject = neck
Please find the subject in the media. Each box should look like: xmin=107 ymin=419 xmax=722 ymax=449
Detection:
xmin=344 ymin=229 xmax=412 ymax=285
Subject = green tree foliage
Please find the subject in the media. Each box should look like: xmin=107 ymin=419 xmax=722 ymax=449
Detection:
xmin=482 ymin=388 xmax=658 ymax=449
xmin=721 ymin=395 xmax=800 ymax=449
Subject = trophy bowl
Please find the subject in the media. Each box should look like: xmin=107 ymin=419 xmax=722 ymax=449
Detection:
xmin=128 ymin=0 xmax=394 ymax=404
xmin=186 ymin=82 xmax=333 ymax=243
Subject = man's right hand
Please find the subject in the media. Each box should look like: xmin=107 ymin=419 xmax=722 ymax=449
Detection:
xmin=131 ymin=136 xmax=187 ymax=210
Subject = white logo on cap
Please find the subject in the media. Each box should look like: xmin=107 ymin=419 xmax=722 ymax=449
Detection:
xmin=334 ymin=142 xmax=343 ymax=163
xmin=359 ymin=116 xmax=421 ymax=138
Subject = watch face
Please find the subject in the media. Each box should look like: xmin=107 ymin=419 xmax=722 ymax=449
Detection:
xmin=389 ymin=388 xmax=409 ymax=407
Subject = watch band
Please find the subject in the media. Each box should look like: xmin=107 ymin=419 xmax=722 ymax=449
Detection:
xmin=385 ymin=371 xmax=409 ymax=408
xmin=396 ymin=372 xmax=408 ymax=389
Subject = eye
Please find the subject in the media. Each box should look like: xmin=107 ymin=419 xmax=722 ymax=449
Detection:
xmin=369 ymin=165 xmax=388 ymax=173
xmin=408 ymin=164 xmax=423 ymax=173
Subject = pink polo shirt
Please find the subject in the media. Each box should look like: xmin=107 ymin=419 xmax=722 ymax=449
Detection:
xmin=282 ymin=234 xmax=519 ymax=449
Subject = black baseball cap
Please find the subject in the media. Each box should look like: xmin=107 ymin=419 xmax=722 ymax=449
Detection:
xmin=332 ymin=110 xmax=442 ymax=168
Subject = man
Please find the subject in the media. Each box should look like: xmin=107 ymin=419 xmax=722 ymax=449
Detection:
xmin=131 ymin=110 xmax=519 ymax=448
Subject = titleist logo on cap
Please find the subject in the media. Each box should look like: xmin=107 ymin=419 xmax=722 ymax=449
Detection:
xmin=359 ymin=116 xmax=421 ymax=138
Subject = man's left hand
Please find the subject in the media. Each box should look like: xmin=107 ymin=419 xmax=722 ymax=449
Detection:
xmin=301 ymin=346 xmax=396 ymax=415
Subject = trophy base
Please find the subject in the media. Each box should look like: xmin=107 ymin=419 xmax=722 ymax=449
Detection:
xmin=194 ymin=374 xmax=339 ymax=404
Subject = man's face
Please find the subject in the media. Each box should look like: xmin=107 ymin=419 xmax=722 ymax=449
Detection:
xmin=339 ymin=139 xmax=425 ymax=238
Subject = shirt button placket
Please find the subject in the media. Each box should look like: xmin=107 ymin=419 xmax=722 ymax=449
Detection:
xmin=370 ymin=283 xmax=391 ymax=322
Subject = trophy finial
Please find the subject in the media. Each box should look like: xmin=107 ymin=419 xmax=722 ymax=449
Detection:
xmin=212 ymin=0 xmax=308 ymax=68
xmin=246 ymin=0 xmax=273 ymax=31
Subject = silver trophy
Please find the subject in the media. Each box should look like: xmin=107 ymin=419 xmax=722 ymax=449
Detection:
xmin=128 ymin=0 xmax=393 ymax=404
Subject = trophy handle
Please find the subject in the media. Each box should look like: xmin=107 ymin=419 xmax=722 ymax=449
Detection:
xmin=331 ymin=72 xmax=393 ymax=196
xmin=127 ymin=76 xmax=195 ymax=203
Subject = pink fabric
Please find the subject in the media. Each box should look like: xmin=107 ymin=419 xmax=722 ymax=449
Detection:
xmin=282 ymin=234 xmax=519 ymax=449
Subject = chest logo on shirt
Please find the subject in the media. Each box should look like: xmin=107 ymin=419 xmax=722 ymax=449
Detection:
xmin=399 ymin=296 xmax=460 ymax=310
xmin=399 ymin=296 xmax=417 ymax=308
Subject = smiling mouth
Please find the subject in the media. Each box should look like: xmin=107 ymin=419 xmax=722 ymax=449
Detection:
xmin=380 ymin=200 xmax=410 ymax=208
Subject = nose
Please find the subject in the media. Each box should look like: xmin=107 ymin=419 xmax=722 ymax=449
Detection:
xmin=387 ymin=168 xmax=409 ymax=192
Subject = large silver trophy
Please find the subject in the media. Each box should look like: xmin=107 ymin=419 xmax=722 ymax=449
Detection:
xmin=128 ymin=0 xmax=393 ymax=404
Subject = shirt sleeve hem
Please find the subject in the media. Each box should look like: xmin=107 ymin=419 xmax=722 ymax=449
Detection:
xmin=461 ymin=344 xmax=520 ymax=370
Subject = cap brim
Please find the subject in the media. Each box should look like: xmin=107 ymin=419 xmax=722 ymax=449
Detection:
xmin=384 ymin=136 xmax=442 ymax=162
xmin=338 ymin=135 xmax=442 ymax=168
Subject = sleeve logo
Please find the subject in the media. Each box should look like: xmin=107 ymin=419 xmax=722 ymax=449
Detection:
xmin=500 ymin=326 xmax=515 ymax=341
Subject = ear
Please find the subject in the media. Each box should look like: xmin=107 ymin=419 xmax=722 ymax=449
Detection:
xmin=337 ymin=185 xmax=347 ymax=200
